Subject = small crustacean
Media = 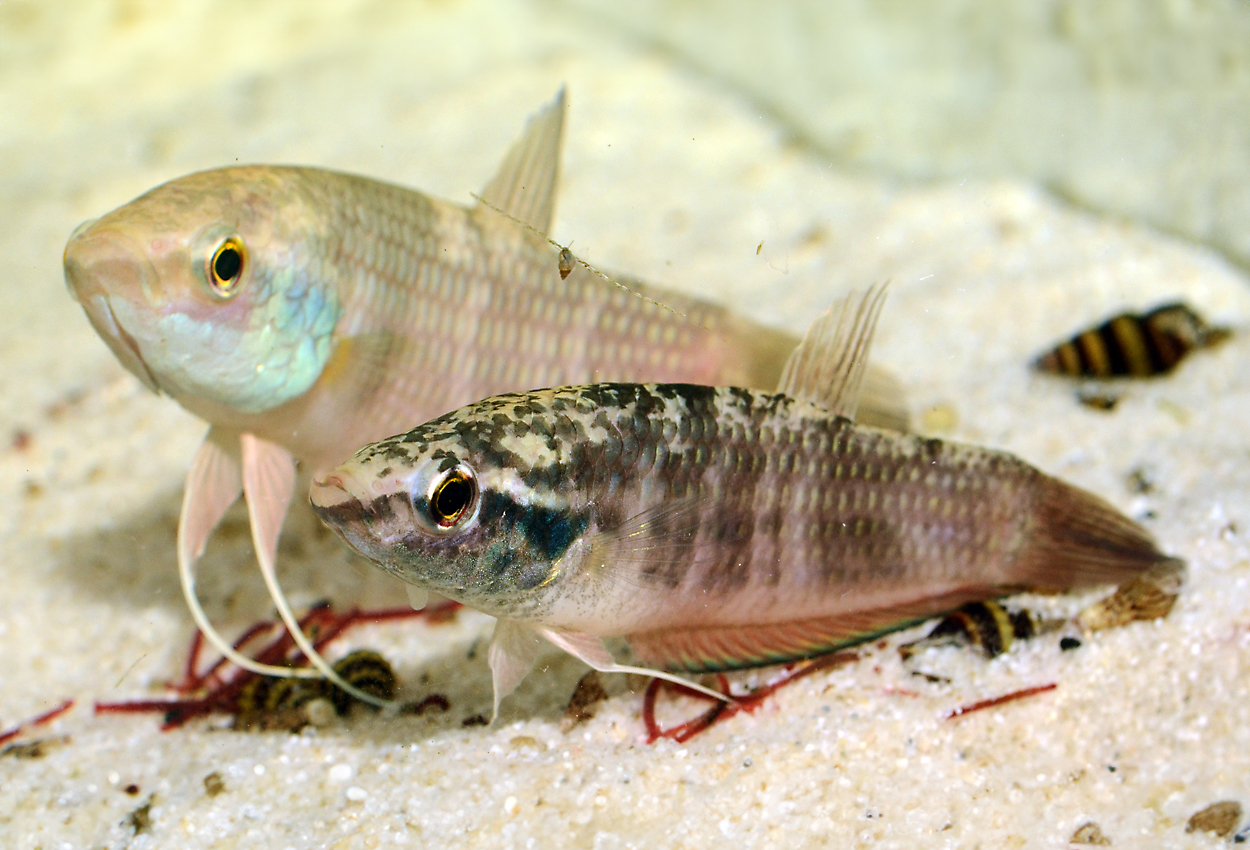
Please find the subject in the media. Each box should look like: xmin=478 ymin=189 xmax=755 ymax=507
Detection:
xmin=1033 ymin=302 xmax=1230 ymax=379
xmin=557 ymin=246 xmax=576 ymax=280
xmin=311 ymin=285 xmax=1180 ymax=721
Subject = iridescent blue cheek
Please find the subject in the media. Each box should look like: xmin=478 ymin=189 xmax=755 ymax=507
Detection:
xmin=112 ymin=264 xmax=342 ymax=414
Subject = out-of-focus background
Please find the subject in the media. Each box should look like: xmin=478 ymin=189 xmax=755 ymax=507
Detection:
xmin=2 ymin=2 xmax=1248 ymax=848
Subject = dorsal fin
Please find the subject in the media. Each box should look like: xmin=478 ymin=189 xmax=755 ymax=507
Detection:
xmin=777 ymin=283 xmax=888 ymax=420
xmin=476 ymin=87 xmax=566 ymax=233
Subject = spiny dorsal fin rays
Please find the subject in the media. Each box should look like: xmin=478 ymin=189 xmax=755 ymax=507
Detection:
xmin=240 ymin=434 xmax=401 ymax=709
xmin=476 ymin=87 xmax=566 ymax=234
xmin=470 ymin=191 xmax=709 ymax=332
xmin=777 ymin=283 xmax=889 ymax=421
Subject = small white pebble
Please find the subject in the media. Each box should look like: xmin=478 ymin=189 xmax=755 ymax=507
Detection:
xmin=329 ymin=764 xmax=353 ymax=783
xmin=254 ymin=764 xmax=265 ymax=776
xmin=305 ymin=698 xmax=337 ymax=728
xmin=503 ymin=795 xmax=519 ymax=815
xmin=594 ymin=795 xmax=607 ymax=807
xmin=345 ymin=786 xmax=367 ymax=802
xmin=107 ymin=772 xmax=120 ymax=785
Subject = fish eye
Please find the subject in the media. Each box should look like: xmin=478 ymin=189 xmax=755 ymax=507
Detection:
xmin=422 ymin=466 xmax=479 ymax=532
xmin=208 ymin=237 xmax=246 ymax=297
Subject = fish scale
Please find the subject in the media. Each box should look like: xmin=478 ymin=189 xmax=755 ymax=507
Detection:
xmin=329 ymin=384 xmax=1044 ymax=631
xmin=182 ymin=165 xmax=765 ymax=469
xmin=312 ymin=286 xmax=1178 ymax=712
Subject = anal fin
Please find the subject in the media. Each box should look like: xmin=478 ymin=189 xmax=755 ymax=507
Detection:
xmin=625 ymin=587 xmax=1007 ymax=673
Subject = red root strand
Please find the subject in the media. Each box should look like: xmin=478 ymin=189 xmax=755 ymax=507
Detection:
xmin=945 ymin=683 xmax=1058 ymax=720
xmin=95 ymin=601 xmax=460 ymax=730
xmin=0 ymin=698 xmax=76 ymax=746
xmin=643 ymin=653 xmax=859 ymax=744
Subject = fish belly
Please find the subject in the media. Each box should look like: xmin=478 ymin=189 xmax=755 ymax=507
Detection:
xmin=536 ymin=384 xmax=1168 ymax=670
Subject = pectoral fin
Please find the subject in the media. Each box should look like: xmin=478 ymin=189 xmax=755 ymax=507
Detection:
xmin=477 ymin=87 xmax=566 ymax=234
xmin=625 ymin=586 xmax=1007 ymax=673
xmin=778 ymin=283 xmax=889 ymax=421
xmin=584 ymin=497 xmax=712 ymax=577
xmin=240 ymin=434 xmax=395 ymax=706
xmin=177 ymin=430 xmax=244 ymax=641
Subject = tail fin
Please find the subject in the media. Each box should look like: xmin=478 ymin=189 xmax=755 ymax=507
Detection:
xmin=1012 ymin=474 xmax=1182 ymax=591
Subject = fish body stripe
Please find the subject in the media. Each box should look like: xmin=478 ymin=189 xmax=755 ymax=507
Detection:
xmin=317 ymin=379 xmax=1173 ymax=672
xmin=350 ymin=383 xmax=1040 ymax=632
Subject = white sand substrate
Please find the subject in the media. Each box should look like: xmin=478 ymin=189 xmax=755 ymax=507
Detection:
xmin=1 ymin=3 xmax=1247 ymax=848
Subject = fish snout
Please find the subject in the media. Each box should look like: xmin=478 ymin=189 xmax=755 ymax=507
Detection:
xmin=64 ymin=227 xmax=165 ymax=394
xmin=310 ymin=473 xmax=355 ymax=510
xmin=309 ymin=470 xmax=389 ymax=560
xmin=63 ymin=226 xmax=161 ymax=307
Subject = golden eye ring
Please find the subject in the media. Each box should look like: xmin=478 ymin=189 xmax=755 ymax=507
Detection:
xmin=208 ymin=237 xmax=246 ymax=297
xmin=427 ymin=467 xmax=478 ymax=530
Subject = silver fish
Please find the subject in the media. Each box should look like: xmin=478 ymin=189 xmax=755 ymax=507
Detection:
xmin=67 ymin=90 xmax=886 ymax=699
xmin=311 ymin=286 xmax=1179 ymax=716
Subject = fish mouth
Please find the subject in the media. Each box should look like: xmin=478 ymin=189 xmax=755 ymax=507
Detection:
xmin=309 ymin=474 xmax=386 ymax=561
xmin=64 ymin=226 xmax=164 ymax=394
xmin=310 ymin=474 xmax=353 ymax=510
xmin=309 ymin=473 xmax=370 ymax=536
xmin=83 ymin=294 xmax=163 ymax=395
xmin=310 ymin=473 xmax=410 ymax=561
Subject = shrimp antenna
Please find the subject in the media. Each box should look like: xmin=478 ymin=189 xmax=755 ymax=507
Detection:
xmin=470 ymin=192 xmax=709 ymax=331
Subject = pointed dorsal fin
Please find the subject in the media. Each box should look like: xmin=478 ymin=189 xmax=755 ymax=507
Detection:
xmin=777 ymin=283 xmax=888 ymax=421
xmin=476 ymin=87 xmax=566 ymax=233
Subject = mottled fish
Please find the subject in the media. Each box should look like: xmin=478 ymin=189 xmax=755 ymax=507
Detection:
xmin=65 ymin=91 xmax=911 ymax=697
xmin=311 ymin=285 xmax=1180 ymax=716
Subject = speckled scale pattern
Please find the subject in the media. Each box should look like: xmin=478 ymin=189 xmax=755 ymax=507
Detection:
xmin=451 ymin=384 xmax=1025 ymax=606
xmin=344 ymin=380 xmax=1165 ymax=650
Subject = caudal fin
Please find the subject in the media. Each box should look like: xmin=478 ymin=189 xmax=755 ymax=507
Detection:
xmin=1012 ymin=474 xmax=1182 ymax=591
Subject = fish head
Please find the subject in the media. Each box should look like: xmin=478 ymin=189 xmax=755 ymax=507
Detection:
xmin=63 ymin=167 xmax=342 ymax=415
xmin=310 ymin=397 xmax=590 ymax=616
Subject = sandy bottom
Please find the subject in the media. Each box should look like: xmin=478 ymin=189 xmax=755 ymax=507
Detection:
xmin=1 ymin=4 xmax=1248 ymax=848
